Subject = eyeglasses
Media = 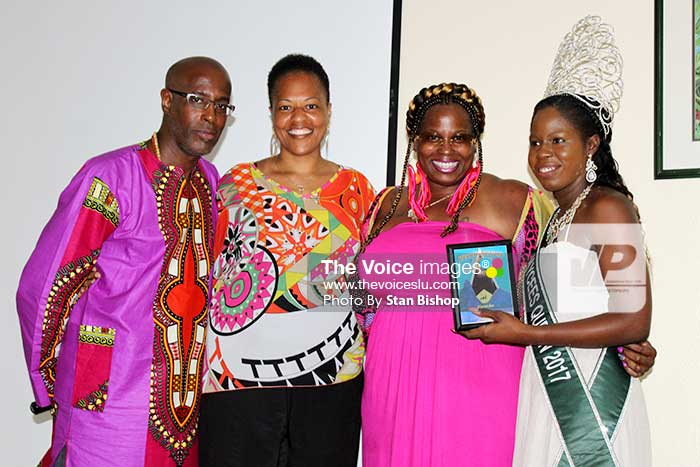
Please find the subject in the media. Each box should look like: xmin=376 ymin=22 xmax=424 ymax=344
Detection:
xmin=418 ymin=132 xmax=476 ymax=146
xmin=168 ymin=89 xmax=235 ymax=116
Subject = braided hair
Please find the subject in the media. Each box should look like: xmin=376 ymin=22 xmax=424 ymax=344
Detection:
xmin=363 ymin=83 xmax=486 ymax=250
xmin=533 ymin=94 xmax=634 ymax=201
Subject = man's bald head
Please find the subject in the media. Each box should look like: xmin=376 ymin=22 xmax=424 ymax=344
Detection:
xmin=165 ymin=56 xmax=231 ymax=92
xmin=159 ymin=56 xmax=232 ymax=161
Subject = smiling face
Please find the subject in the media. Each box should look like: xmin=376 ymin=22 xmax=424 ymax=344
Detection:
xmin=270 ymin=71 xmax=331 ymax=158
xmin=415 ymin=103 xmax=477 ymax=191
xmin=528 ymin=106 xmax=597 ymax=196
xmin=162 ymin=63 xmax=231 ymax=157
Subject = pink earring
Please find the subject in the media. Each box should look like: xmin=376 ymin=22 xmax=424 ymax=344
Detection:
xmin=407 ymin=163 xmax=431 ymax=222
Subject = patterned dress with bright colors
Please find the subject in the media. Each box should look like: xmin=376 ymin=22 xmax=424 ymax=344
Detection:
xmin=16 ymin=143 xmax=218 ymax=467
xmin=359 ymin=188 xmax=553 ymax=467
xmin=204 ymin=163 xmax=374 ymax=391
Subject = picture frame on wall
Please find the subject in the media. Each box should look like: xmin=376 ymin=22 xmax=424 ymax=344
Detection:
xmin=655 ymin=0 xmax=700 ymax=178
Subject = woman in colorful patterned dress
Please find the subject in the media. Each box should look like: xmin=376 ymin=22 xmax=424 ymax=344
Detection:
xmin=357 ymin=82 xmax=553 ymax=467
xmin=199 ymin=54 xmax=374 ymax=466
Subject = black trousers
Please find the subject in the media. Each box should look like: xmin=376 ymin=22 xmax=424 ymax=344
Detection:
xmin=199 ymin=373 xmax=363 ymax=467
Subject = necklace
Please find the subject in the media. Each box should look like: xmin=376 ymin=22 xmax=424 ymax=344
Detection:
xmin=151 ymin=132 xmax=162 ymax=161
xmin=545 ymin=184 xmax=593 ymax=244
xmin=273 ymin=155 xmax=323 ymax=199
xmin=408 ymin=193 xmax=452 ymax=222
xmin=295 ymin=183 xmax=320 ymax=201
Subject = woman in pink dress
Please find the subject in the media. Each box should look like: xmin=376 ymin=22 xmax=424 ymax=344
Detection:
xmin=357 ymin=83 xmax=553 ymax=467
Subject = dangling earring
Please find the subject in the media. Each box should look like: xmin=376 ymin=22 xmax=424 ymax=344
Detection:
xmin=446 ymin=138 xmax=483 ymax=216
xmin=471 ymin=138 xmax=478 ymax=168
xmin=322 ymin=129 xmax=330 ymax=158
xmin=585 ymin=154 xmax=597 ymax=183
xmin=407 ymin=163 xmax=431 ymax=222
xmin=270 ymin=133 xmax=280 ymax=156
xmin=447 ymin=159 xmax=481 ymax=216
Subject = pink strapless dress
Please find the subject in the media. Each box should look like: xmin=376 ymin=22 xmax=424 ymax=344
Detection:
xmin=361 ymin=221 xmax=524 ymax=467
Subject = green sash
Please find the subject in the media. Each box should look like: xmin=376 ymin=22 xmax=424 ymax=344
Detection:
xmin=522 ymin=246 xmax=631 ymax=467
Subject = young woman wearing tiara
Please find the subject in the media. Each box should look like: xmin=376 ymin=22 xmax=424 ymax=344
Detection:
xmin=463 ymin=16 xmax=652 ymax=466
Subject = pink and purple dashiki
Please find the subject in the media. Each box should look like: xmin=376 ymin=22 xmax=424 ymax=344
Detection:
xmin=17 ymin=143 xmax=218 ymax=466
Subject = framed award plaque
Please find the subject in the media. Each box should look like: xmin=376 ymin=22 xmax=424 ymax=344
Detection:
xmin=446 ymin=240 xmax=519 ymax=331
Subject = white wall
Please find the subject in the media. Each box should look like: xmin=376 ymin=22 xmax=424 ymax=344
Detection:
xmin=0 ymin=1 xmax=392 ymax=463
xmin=398 ymin=1 xmax=699 ymax=465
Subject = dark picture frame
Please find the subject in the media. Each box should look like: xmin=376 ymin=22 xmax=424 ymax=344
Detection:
xmin=446 ymin=240 xmax=518 ymax=331
xmin=654 ymin=0 xmax=700 ymax=178
xmin=385 ymin=0 xmax=403 ymax=186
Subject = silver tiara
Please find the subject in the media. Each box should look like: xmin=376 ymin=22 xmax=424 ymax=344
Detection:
xmin=543 ymin=15 xmax=623 ymax=137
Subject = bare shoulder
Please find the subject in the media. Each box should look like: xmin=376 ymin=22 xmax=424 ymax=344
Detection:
xmin=375 ymin=186 xmax=404 ymax=219
xmin=582 ymin=186 xmax=639 ymax=224
xmin=479 ymin=173 xmax=530 ymax=209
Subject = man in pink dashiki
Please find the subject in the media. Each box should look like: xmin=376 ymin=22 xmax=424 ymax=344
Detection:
xmin=16 ymin=57 xmax=233 ymax=467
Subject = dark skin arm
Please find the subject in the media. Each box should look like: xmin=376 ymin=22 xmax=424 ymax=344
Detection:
xmin=461 ymin=188 xmax=652 ymax=348
xmin=458 ymin=311 xmax=656 ymax=376
xmin=621 ymin=342 xmax=657 ymax=377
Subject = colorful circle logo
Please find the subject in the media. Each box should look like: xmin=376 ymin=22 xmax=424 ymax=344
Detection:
xmin=485 ymin=257 xmax=504 ymax=279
